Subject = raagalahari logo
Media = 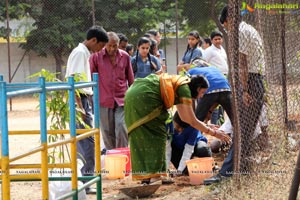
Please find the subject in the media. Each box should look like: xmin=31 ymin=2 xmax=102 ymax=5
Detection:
xmin=241 ymin=2 xmax=254 ymax=16
xmin=241 ymin=2 xmax=300 ymax=15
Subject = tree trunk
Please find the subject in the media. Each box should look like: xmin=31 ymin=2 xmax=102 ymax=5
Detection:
xmin=52 ymin=50 xmax=64 ymax=80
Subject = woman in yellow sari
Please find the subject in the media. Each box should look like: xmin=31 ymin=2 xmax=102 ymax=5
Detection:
xmin=124 ymin=74 xmax=231 ymax=183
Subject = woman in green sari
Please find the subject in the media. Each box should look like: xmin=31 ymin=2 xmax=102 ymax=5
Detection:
xmin=124 ymin=74 xmax=231 ymax=183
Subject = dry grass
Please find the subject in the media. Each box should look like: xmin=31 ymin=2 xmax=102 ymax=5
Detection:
xmin=2 ymin=94 xmax=300 ymax=200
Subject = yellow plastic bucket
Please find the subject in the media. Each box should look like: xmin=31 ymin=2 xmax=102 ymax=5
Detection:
xmin=104 ymin=154 xmax=128 ymax=179
xmin=185 ymin=157 xmax=214 ymax=185
xmin=106 ymin=147 xmax=131 ymax=176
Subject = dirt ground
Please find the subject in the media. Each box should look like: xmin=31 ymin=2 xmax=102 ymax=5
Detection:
xmin=1 ymin=96 xmax=226 ymax=200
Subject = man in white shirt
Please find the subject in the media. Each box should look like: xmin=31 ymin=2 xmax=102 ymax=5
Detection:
xmin=202 ymin=30 xmax=229 ymax=75
xmin=65 ymin=26 xmax=108 ymax=194
xmin=202 ymin=30 xmax=229 ymax=125
xmin=204 ymin=5 xmax=267 ymax=185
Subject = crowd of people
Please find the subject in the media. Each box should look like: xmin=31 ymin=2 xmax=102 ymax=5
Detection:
xmin=65 ymin=5 xmax=269 ymax=194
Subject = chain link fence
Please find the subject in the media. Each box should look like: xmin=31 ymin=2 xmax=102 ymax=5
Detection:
xmin=224 ymin=0 xmax=300 ymax=199
xmin=1 ymin=0 xmax=300 ymax=199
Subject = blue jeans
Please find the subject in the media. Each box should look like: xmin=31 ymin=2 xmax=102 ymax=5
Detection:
xmin=210 ymin=106 xmax=224 ymax=125
xmin=220 ymin=74 xmax=265 ymax=176
xmin=219 ymin=139 xmax=234 ymax=177
xmin=76 ymin=94 xmax=95 ymax=178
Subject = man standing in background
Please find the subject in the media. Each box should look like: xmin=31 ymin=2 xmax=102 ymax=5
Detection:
xmin=65 ymin=26 xmax=108 ymax=194
xmin=117 ymin=33 xmax=129 ymax=51
xmin=202 ymin=30 xmax=228 ymax=75
xmin=90 ymin=32 xmax=134 ymax=150
xmin=204 ymin=5 xmax=267 ymax=184
xmin=202 ymin=30 xmax=229 ymax=125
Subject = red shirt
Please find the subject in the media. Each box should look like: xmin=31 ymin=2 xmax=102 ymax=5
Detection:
xmin=90 ymin=48 xmax=134 ymax=108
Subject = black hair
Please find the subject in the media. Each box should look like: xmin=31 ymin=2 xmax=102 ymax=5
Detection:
xmin=149 ymin=39 xmax=157 ymax=55
xmin=204 ymin=38 xmax=212 ymax=46
xmin=117 ymin=33 xmax=128 ymax=42
xmin=133 ymin=37 xmax=155 ymax=73
xmin=220 ymin=5 xmax=228 ymax=25
xmin=147 ymin=29 xmax=159 ymax=37
xmin=143 ymin=33 xmax=152 ymax=38
xmin=210 ymin=30 xmax=223 ymax=40
xmin=183 ymin=30 xmax=200 ymax=63
xmin=188 ymin=75 xmax=209 ymax=98
xmin=125 ymin=43 xmax=134 ymax=54
xmin=86 ymin=26 xmax=109 ymax=43
xmin=199 ymin=37 xmax=203 ymax=46
xmin=173 ymin=111 xmax=189 ymax=129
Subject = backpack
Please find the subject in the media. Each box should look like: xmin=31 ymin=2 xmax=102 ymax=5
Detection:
xmin=159 ymin=73 xmax=190 ymax=109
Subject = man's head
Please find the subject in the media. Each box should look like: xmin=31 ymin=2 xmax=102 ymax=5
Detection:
xmin=210 ymin=139 xmax=222 ymax=153
xmin=117 ymin=33 xmax=128 ymax=51
xmin=105 ymin=32 xmax=120 ymax=56
xmin=220 ymin=5 xmax=228 ymax=27
xmin=85 ymin=26 xmax=108 ymax=53
xmin=210 ymin=30 xmax=223 ymax=49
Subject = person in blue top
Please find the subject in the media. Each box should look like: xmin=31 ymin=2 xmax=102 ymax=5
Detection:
xmin=187 ymin=57 xmax=233 ymax=125
xmin=166 ymin=111 xmax=212 ymax=175
xmin=177 ymin=31 xmax=203 ymax=72
xmin=131 ymin=37 xmax=162 ymax=78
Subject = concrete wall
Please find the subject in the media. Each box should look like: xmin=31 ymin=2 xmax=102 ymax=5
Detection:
xmin=0 ymin=38 xmax=187 ymax=83
xmin=0 ymin=43 xmax=62 ymax=83
xmin=164 ymin=38 xmax=187 ymax=75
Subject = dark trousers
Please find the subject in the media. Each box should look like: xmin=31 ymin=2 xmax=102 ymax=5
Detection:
xmin=76 ymin=94 xmax=95 ymax=178
xmin=171 ymin=141 xmax=212 ymax=174
xmin=196 ymin=91 xmax=233 ymax=124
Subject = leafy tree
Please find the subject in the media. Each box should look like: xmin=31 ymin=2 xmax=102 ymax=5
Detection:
xmin=6 ymin=0 xmax=183 ymax=79
xmin=182 ymin=0 xmax=227 ymax=37
xmin=0 ymin=1 xmax=31 ymax=21
xmin=21 ymin=0 xmax=93 ymax=80
xmin=4 ymin=0 xmax=227 ymax=79
xmin=94 ymin=0 xmax=183 ymax=44
xmin=0 ymin=1 xmax=31 ymax=38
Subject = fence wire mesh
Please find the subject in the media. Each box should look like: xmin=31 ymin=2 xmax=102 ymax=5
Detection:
xmin=225 ymin=0 xmax=300 ymax=199
xmin=1 ymin=0 xmax=300 ymax=199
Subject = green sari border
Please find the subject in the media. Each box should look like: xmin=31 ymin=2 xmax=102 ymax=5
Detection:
xmin=127 ymin=105 xmax=163 ymax=134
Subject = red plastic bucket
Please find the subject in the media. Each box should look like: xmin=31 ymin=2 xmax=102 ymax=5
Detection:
xmin=106 ymin=147 xmax=131 ymax=176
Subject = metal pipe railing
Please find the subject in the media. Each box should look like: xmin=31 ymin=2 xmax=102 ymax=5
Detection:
xmin=0 ymin=73 xmax=102 ymax=200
